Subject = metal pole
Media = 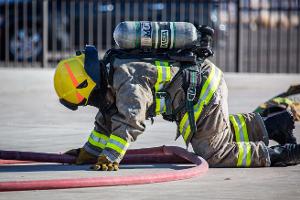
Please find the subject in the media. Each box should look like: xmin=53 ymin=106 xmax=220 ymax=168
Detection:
xmin=106 ymin=0 xmax=112 ymax=49
xmin=171 ymin=0 xmax=176 ymax=21
xmin=266 ymin=0 xmax=272 ymax=73
xmin=79 ymin=0 xmax=84 ymax=48
xmin=247 ymin=0 xmax=251 ymax=72
xmin=88 ymin=0 xmax=93 ymax=44
xmin=23 ymin=0 xmax=28 ymax=67
xmin=98 ymin=0 xmax=103 ymax=51
xmin=42 ymin=0 xmax=48 ymax=68
xmin=235 ymin=0 xmax=240 ymax=72
xmin=257 ymin=0 xmax=262 ymax=72
xmin=297 ymin=0 xmax=300 ymax=73
xmin=276 ymin=0 xmax=282 ymax=73
xmin=14 ymin=0 xmax=18 ymax=66
xmin=216 ymin=1 xmax=221 ymax=68
xmin=32 ymin=0 xmax=37 ymax=65
xmin=143 ymin=0 xmax=149 ymax=21
xmin=226 ymin=0 xmax=231 ymax=72
xmin=286 ymin=0 xmax=291 ymax=73
xmin=70 ymin=0 xmax=75 ymax=52
xmin=5 ymin=0 xmax=9 ymax=65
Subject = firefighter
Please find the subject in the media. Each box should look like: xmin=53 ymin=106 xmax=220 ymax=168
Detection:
xmin=54 ymin=44 xmax=300 ymax=171
xmin=255 ymin=84 xmax=300 ymax=121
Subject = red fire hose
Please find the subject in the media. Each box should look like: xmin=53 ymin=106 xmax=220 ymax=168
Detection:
xmin=0 ymin=146 xmax=208 ymax=192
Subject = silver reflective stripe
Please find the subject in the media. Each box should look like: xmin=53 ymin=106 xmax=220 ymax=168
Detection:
xmin=197 ymin=67 xmax=221 ymax=105
xmin=108 ymin=139 xmax=127 ymax=152
xmin=87 ymin=130 xmax=109 ymax=150
xmin=241 ymin=143 xmax=248 ymax=166
xmin=234 ymin=115 xmax=245 ymax=142
xmin=102 ymin=149 xmax=118 ymax=162
xmin=105 ymin=134 xmax=129 ymax=155
xmin=159 ymin=97 xmax=165 ymax=113
xmin=90 ymin=133 xmax=108 ymax=146
xmin=84 ymin=143 xmax=102 ymax=157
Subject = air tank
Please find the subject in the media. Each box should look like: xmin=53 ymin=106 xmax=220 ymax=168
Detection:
xmin=113 ymin=21 xmax=198 ymax=50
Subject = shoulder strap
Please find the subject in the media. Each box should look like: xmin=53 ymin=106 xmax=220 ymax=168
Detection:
xmin=184 ymin=65 xmax=202 ymax=137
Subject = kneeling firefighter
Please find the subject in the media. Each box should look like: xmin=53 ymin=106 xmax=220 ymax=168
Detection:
xmin=54 ymin=21 xmax=300 ymax=171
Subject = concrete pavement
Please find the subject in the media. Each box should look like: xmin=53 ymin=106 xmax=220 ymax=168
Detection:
xmin=0 ymin=68 xmax=299 ymax=200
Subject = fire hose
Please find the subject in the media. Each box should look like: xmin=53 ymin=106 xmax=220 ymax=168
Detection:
xmin=0 ymin=146 xmax=208 ymax=192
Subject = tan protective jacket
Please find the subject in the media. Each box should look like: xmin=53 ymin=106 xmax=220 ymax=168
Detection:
xmin=83 ymin=58 xmax=271 ymax=167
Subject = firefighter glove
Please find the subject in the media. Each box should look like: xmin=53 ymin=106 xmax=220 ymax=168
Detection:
xmin=64 ymin=148 xmax=96 ymax=165
xmin=92 ymin=154 xmax=119 ymax=171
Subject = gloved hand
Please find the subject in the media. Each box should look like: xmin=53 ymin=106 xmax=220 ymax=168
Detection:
xmin=64 ymin=148 xmax=96 ymax=165
xmin=64 ymin=148 xmax=81 ymax=157
xmin=92 ymin=155 xmax=119 ymax=171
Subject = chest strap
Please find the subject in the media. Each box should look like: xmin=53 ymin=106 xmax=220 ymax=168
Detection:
xmin=183 ymin=65 xmax=202 ymax=141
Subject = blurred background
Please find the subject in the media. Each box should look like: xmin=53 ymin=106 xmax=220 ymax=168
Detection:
xmin=0 ymin=0 xmax=299 ymax=73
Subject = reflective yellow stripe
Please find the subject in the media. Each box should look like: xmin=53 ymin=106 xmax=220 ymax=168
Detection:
xmin=180 ymin=66 xmax=222 ymax=143
xmin=155 ymin=61 xmax=163 ymax=91
xmin=155 ymin=97 xmax=166 ymax=115
xmin=155 ymin=98 xmax=161 ymax=114
xmin=199 ymin=66 xmax=216 ymax=100
xmin=154 ymin=61 xmax=171 ymax=115
xmin=110 ymin=134 xmax=127 ymax=146
xmin=230 ymin=115 xmax=244 ymax=166
xmin=88 ymin=137 xmax=106 ymax=149
xmin=236 ymin=143 xmax=245 ymax=166
xmin=236 ymin=142 xmax=251 ymax=167
xmin=230 ymin=115 xmax=241 ymax=142
xmin=92 ymin=130 xmax=109 ymax=141
xmin=245 ymin=143 xmax=251 ymax=167
xmin=106 ymin=134 xmax=129 ymax=155
xmin=238 ymin=114 xmax=251 ymax=167
xmin=88 ymin=130 xmax=109 ymax=149
xmin=272 ymin=97 xmax=293 ymax=105
xmin=230 ymin=114 xmax=251 ymax=167
xmin=179 ymin=113 xmax=189 ymax=134
xmin=164 ymin=61 xmax=171 ymax=81
xmin=246 ymin=144 xmax=251 ymax=167
xmin=106 ymin=143 xmax=126 ymax=155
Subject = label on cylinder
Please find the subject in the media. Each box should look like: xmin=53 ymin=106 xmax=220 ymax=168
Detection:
xmin=141 ymin=21 xmax=153 ymax=48
xmin=158 ymin=22 xmax=172 ymax=49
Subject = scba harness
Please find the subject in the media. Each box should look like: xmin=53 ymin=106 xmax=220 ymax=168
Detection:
xmin=82 ymin=25 xmax=214 ymax=143
xmin=100 ymin=48 xmax=204 ymax=143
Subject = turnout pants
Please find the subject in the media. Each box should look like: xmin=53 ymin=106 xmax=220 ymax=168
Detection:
xmin=191 ymin=78 xmax=271 ymax=167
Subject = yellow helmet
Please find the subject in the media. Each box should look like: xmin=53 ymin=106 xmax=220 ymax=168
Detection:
xmin=54 ymin=54 xmax=96 ymax=110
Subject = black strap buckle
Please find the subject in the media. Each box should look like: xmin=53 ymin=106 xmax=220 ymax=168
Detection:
xmin=156 ymin=91 xmax=167 ymax=99
xmin=187 ymin=86 xmax=196 ymax=101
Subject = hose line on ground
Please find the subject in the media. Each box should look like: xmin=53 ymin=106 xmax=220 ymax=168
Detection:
xmin=0 ymin=146 xmax=208 ymax=192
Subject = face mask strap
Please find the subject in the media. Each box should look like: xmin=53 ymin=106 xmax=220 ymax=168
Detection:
xmin=59 ymin=98 xmax=86 ymax=111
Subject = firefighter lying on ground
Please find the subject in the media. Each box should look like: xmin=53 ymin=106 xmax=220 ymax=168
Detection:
xmin=54 ymin=22 xmax=300 ymax=171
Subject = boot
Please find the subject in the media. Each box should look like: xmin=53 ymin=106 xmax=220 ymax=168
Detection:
xmin=263 ymin=110 xmax=297 ymax=145
xmin=269 ymin=144 xmax=300 ymax=167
